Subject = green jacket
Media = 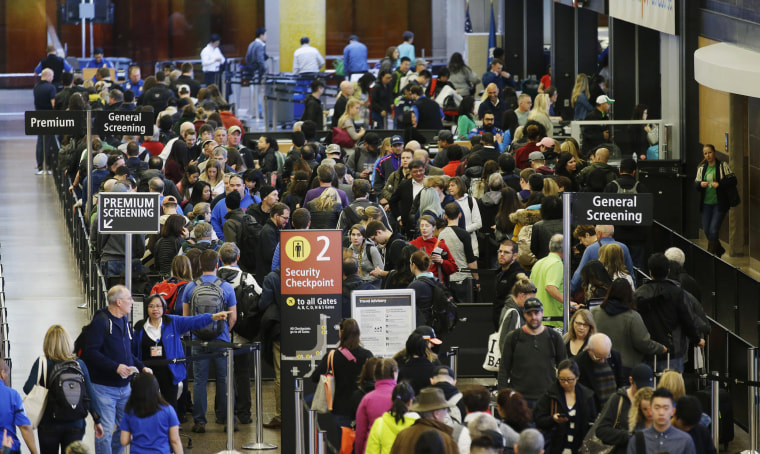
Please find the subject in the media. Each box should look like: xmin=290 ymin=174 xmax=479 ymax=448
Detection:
xmin=366 ymin=411 xmax=420 ymax=454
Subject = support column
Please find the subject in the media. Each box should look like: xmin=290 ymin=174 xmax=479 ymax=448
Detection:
xmin=277 ymin=0 xmax=326 ymax=73
xmin=728 ymin=93 xmax=748 ymax=256
xmin=552 ymin=2 xmax=576 ymax=120
xmin=609 ymin=18 xmax=636 ymax=120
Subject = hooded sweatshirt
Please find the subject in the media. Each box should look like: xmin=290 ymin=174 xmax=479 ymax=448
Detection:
xmin=366 ymin=411 xmax=420 ymax=454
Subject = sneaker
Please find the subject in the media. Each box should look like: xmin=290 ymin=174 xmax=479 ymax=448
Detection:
xmin=238 ymin=416 xmax=253 ymax=424
xmin=36 ymin=170 xmax=44 ymax=175
xmin=191 ymin=422 xmax=206 ymax=433
xmin=46 ymin=170 xmax=52 ymax=174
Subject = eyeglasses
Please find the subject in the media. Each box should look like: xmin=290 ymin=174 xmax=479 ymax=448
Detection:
xmin=558 ymin=377 xmax=577 ymax=383
xmin=280 ymin=216 xmax=290 ymax=221
xmin=589 ymin=350 xmax=612 ymax=362
xmin=574 ymin=321 xmax=590 ymax=328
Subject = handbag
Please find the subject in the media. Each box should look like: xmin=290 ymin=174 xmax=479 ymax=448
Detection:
xmin=580 ymin=394 xmax=624 ymax=454
xmin=331 ymin=127 xmax=356 ymax=149
xmin=311 ymin=350 xmax=335 ymax=414
xmin=23 ymin=355 xmax=48 ymax=429
xmin=721 ymin=162 xmax=741 ymax=207
xmin=340 ymin=426 xmax=356 ymax=454
xmin=482 ymin=308 xmax=519 ymax=372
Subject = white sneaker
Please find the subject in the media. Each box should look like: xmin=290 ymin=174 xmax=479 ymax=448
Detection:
xmin=36 ymin=170 xmax=44 ymax=175
xmin=46 ymin=170 xmax=52 ymax=174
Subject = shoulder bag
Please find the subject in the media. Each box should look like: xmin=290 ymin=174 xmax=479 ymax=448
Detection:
xmin=579 ymin=394 xmax=624 ymax=454
xmin=312 ymin=350 xmax=336 ymax=414
xmin=720 ymin=162 xmax=740 ymax=207
xmin=23 ymin=355 xmax=49 ymax=429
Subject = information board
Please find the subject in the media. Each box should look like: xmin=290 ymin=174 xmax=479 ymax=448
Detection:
xmin=280 ymin=230 xmax=343 ymax=454
xmin=98 ymin=192 xmax=161 ymax=234
xmin=351 ymin=289 xmax=416 ymax=358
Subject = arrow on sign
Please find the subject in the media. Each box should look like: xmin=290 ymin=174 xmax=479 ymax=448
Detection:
xmin=103 ymin=219 xmax=113 ymax=229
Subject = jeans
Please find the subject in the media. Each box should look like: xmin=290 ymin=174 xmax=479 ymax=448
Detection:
xmin=39 ymin=423 xmax=85 ymax=454
xmin=36 ymin=135 xmax=55 ymax=169
xmin=191 ymin=346 xmax=228 ymax=424
xmin=449 ymin=279 xmax=473 ymax=304
xmin=701 ymin=203 xmax=727 ymax=241
xmin=371 ymin=112 xmax=386 ymax=129
xmin=204 ymin=71 xmax=220 ymax=87
xmin=91 ymin=383 xmax=131 ymax=454
xmin=655 ymin=356 xmax=684 ymax=374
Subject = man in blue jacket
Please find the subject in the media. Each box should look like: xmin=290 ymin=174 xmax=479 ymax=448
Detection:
xmin=343 ymin=35 xmax=368 ymax=80
xmin=82 ymin=285 xmax=151 ymax=454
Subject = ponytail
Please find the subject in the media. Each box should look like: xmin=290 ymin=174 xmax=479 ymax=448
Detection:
xmin=389 ymin=383 xmax=415 ymax=425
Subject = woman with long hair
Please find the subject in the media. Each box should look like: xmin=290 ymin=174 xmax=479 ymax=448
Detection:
xmin=379 ymin=46 xmax=399 ymax=73
xmin=348 ymin=224 xmax=384 ymax=286
xmin=447 ymin=176 xmax=482 ymax=257
xmin=496 ymin=388 xmax=533 ymax=433
xmin=407 ymin=244 xmax=456 ymax=325
xmin=365 ymin=383 xmax=418 ymax=454
xmin=383 ymin=244 xmax=419 ymax=290
xmin=560 ymin=137 xmax=585 ymax=169
xmin=184 ymin=180 xmax=212 ymax=215
xmin=177 ymin=164 xmax=200 ymax=202
xmin=417 ymin=187 xmax=444 ymax=220
xmin=283 ymin=170 xmax=310 ymax=212
xmin=580 ymin=260 xmax=613 ymax=308
xmin=24 ymin=325 xmax=105 ymax=454
xmin=571 ymin=74 xmax=594 ymax=120
xmin=629 ymin=104 xmax=651 ymax=160
xmin=496 ymin=276 xmax=536 ymax=342
xmin=599 ymin=243 xmax=634 ymax=289
xmin=312 ymin=319 xmax=373 ymax=444
xmin=457 ymin=96 xmax=477 ymax=140
xmin=514 ymin=123 xmax=543 ymax=170
xmin=402 ymin=111 xmax=427 ymax=146
xmin=307 ymin=186 xmax=343 ymax=229
xmin=471 ymin=160 xmax=500 ymax=199
xmin=355 ymin=358 xmax=399 ymax=454
xmin=528 ymin=93 xmax=554 ymax=137
xmin=627 ymin=387 xmax=654 ymax=432
xmin=119 ymin=373 xmax=183 ymax=454
xmin=448 ymin=52 xmax=479 ymax=96
xmin=494 ymin=187 xmax=521 ymax=243
xmin=396 ymin=333 xmax=436 ymax=395
xmin=592 ymin=279 xmax=666 ymax=375
xmin=337 ymin=98 xmax=366 ymax=144
xmin=199 ymin=158 xmax=224 ymax=197
xmin=555 ymin=152 xmax=579 ymax=192
xmin=153 ymin=214 xmax=189 ymax=277
xmin=695 ymin=144 xmax=736 ymax=257
xmin=164 ymin=140 xmax=190 ymax=184
xmin=563 ymin=309 xmax=596 ymax=358
xmin=534 ymin=359 xmax=597 ymax=454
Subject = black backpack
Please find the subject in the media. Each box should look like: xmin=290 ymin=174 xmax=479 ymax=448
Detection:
xmin=48 ymin=360 xmax=89 ymax=422
xmin=74 ymin=311 xmax=110 ymax=357
xmin=236 ymin=215 xmax=264 ymax=274
xmin=611 ymin=180 xmax=639 ymax=194
xmin=232 ymin=272 xmax=263 ymax=340
xmin=419 ymin=277 xmax=459 ymax=335
xmin=190 ymin=278 xmax=226 ymax=340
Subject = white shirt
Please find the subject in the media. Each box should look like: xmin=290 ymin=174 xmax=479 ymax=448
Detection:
xmin=412 ymin=179 xmax=424 ymax=199
xmin=201 ymin=44 xmax=225 ymax=72
xmin=292 ymin=44 xmax=325 ymax=74
xmin=144 ymin=319 xmax=163 ymax=342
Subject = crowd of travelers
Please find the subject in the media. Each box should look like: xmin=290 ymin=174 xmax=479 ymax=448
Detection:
xmin=8 ymin=28 xmax=729 ymax=454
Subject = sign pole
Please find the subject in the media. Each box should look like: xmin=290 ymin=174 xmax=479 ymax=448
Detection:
xmin=562 ymin=192 xmax=571 ymax=334
xmin=86 ymin=108 xmax=93 ymax=221
xmin=125 ymin=234 xmax=132 ymax=292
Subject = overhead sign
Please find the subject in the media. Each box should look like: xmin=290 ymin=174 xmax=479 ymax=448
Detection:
xmin=98 ymin=192 xmax=161 ymax=234
xmin=280 ymin=230 xmax=342 ymax=454
xmin=25 ymin=111 xmax=86 ymax=135
xmin=610 ymin=0 xmax=676 ymax=35
xmin=572 ymin=193 xmax=653 ymax=226
xmin=93 ymin=111 xmax=154 ymax=136
xmin=351 ymin=289 xmax=416 ymax=358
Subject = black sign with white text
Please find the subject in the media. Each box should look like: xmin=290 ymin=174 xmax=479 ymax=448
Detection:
xmin=25 ymin=111 xmax=86 ymax=135
xmin=98 ymin=192 xmax=161 ymax=234
xmin=572 ymin=193 xmax=653 ymax=226
xmin=93 ymin=111 xmax=154 ymax=136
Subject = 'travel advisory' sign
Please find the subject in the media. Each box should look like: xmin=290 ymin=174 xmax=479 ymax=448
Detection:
xmin=351 ymin=289 xmax=416 ymax=358
xmin=98 ymin=192 xmax=161 ymax=234
xmin=93 ymin=111 xmax=153 ymax=135
xmin=572 ymin=193 xmax=653 ymax=226
xmin=280 ymin=229 xmax=342 ymax=454
xmin=25 ymin=111 xmax=86 ymax=135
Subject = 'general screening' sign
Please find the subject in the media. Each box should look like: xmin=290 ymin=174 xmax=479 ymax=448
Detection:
xmin=572 ymin=193 xmax=653 ymax=226
xmin=98 ymin=192 xmax=161 ymax=234
xmin=93 ymin=111 xmax=153 ymax=135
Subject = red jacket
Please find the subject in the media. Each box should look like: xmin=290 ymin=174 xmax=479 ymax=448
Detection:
xmin=514 ymin=141 xmax=541 ymax=170
xmin=219 ymin=111 xmax=244 ymax=130
xmin=442 ymin=160 xmax=461 ymax=177
xmin=410 ymin=236 xmax=458 ymax=280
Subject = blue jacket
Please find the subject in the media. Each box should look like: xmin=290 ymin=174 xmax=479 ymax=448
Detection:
xmin=343 ymin=41 xmax=369 ymax=74
xmin=210 ymin=190 xmax=259 ymax=241
xmin=81 ymin=308 xmax=144 ymax=388
xmin=574 ymin=92 xmax=594 ymax=120
xmin=570 ymin=237 xmax=636 ymax=293
xmin=132 ymin=314 xmax=213 ymax=384
xmin=179 ymin=274 xmax=237 ymax=342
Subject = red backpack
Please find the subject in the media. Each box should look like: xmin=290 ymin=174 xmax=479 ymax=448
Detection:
xmin=150 ymin=277 xmax=188 ymax=312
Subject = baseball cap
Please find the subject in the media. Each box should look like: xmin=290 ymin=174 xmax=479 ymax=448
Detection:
xmin=228 ymin=125 xmax=242 ymax=135
xmin=436 ymin=130 xmax=454 ymax=143
xmin=364 ymin=132 xmax=381 ymax=147
xmin=414 ymin=58 xmax=429 ymax=67
xmin=209 ymin=33 xmax=221 ymax=43
xmin=523 ymin=297 xmax=544 ymax=313
xmin=390 ymin=135 xmax=404 ymax=146
xmin=94 ymin=47 xmax=104 ymax=55
xmin=93 ymin=153 xmax=108 ymax=169
xmin=162 ymin=195 xmax=178 ymax=206
xmin=414 ymin=325 xmax=442 ymax=345
xmin=432 ymin=365 xmax=455 ymax=379
xmin=538 ymin=137 xmax=555 ymax=149
xmin=596 ymin=95 xmax=615 ymax=105
xmin=326 ymin=144 xmax=341 ymax=155
xmin=630 ymin=364 xmax=654 ymax=389
xmin=528 ymin=151 xmax=545 ymax=162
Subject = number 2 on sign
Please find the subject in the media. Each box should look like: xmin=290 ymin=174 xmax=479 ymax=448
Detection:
xmin=316 ymin=236 xmax=330 ymax=261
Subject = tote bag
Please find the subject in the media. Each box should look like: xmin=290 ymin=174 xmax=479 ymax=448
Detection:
xmin=311 ymin=350 xmax=335 ymax=414
xmin=23 ymin=356 xmax=48 ymax=429
xmin=482 ymin=308 xmax=519 ymax=372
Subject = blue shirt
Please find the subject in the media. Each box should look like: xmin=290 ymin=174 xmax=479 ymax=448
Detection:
xmin=84 ymin=58 xmax=114 ymax=69
xmin=0 ymin=380 xmax=31 ymax=451
xmin=571 ymin=237 xmax=636 ymax=293
xmin=397 ymin=42 xmax=415 ymax=61
xmin=210 ymin=191 xmax=259 ymax=241
xmin=119 ymin=404 xmax=180 ymax=454
xmin=343 ymin=41 xmax=369 ymax=74
xmin=271 ymin=242 xmax=281 ymax=271
xmin=468 ymin=126 xmax=510 ymax=153
xmin=626 ymin=425 xmax=696 ymax=454
xmin=123 ymin=79 xmax=144 ymax=95
xmin=179 ymin=274 xmax=237 ymax=342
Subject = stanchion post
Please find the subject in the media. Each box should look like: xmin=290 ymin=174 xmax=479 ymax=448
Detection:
xmin=307 ymin=409 xmax=317 ymax=454
xmin=711 ymin=370 xmax=719 ymax=452
xmin=561 ymin=192 xmax=571 ymax=334
xmin=449 ymin=346 xmax=459 ymax=379
xmin=242 ymin=342 xmax=276 ymax=450
xmin=317 ymin=430 xmax=327 ymax=454
xmin=294 ymin=378 xmax=305 ymax=454
xmin=215 ymin=347 xmax=243 ymax=454
xmin=749 ymin=348 xmax=759 ymax=451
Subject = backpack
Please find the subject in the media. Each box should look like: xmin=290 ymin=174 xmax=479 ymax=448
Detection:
xmin=232 ymin=272 xmax=263 ymax=340
xmin=47 ymin=360 xmax=88 ymax=422
xmin=611 ymin=180 xmax=639 ymax=194
xmin=419 ymin=277 xmax=459 ymax=335
xmin=150 ymin=278 xmax=187 ymax=312
xmin=585 ymin=166 xmax=613 ymax=192
xmin=74 ymin=311 xmax=110 ymax=357
xmin=190 ymin=278 xmax=226 ymax=340
xmin=236 ymin=214 xmax=264 ymax=274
